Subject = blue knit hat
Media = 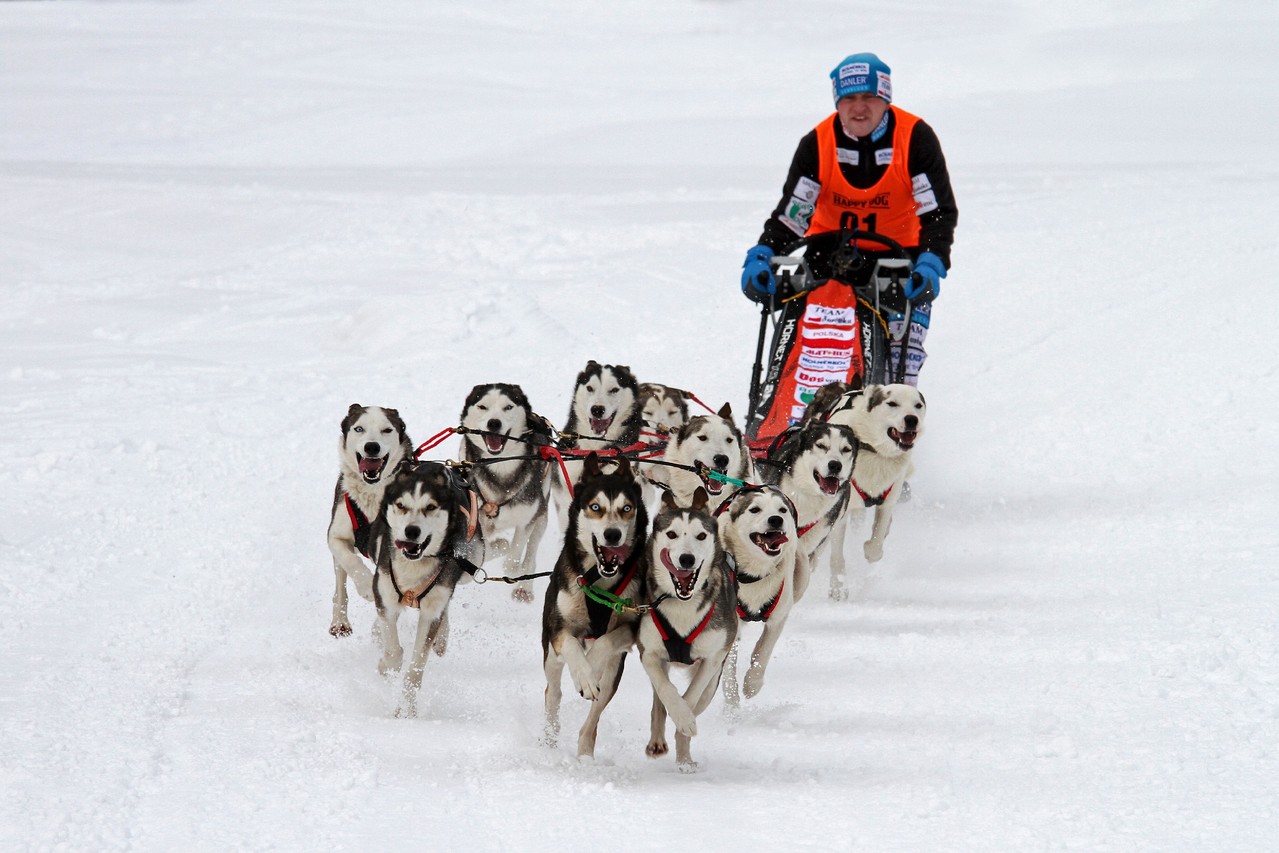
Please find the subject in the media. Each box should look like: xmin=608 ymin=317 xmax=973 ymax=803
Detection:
xmin=830 ymin=53 xmax=892 ymax=105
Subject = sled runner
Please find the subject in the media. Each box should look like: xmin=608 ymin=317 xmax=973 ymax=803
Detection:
xmin=744 ymin=229 xmax=925 ymax=452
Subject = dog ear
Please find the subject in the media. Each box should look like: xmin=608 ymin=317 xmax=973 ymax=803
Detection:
xmin=717 ymin=402 xmax=733 ymax=421
xmin=690 ymin=487 xmax=709 ymax=512
xmin=583 ymin=452 xmax=602 ymax=480
xmin=661 ymin=488 xmax=679 ymax=513
xmin=866 ymin=386 xmax=886 ymax=411
xmin=613 ymin=455 xmax=632 ymax=478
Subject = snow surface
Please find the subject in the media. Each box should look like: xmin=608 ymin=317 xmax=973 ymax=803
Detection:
xmin=3 ymin=1 xmax=1278 ymax=850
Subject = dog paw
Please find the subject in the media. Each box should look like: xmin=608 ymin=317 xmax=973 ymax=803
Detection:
xmin=671 ymin=709 xmax=697 ymax=738
xmin=743 ymin=670 xmax=765 ymax=699
xmin=329 ymin=623 xmax=352 ymax=638
xmin=863 ymin=540 xmax=884 ymax=563
xmin=828 ymin=583 xmax=849 ymax=602
xmin=573 ymin=673 xmax=602 ymax=702
xmin=646 ymin=740 xmax=669 ymax=758
xmin=377 ymin=654 xmax=402 ymax=676
xmin=677 ymin=759 xmax=700 ymax=774
xmin=511 ymin=585 xmax=535 ymax=604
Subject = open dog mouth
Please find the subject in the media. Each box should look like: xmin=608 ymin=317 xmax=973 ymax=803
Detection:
xmin=660 ymin=548 xmax=701 ymax=600
xmin=750 ymin=530 xmax=789 ymax=556
xmin=395 ymin=535 xmax=431 ymax=560
xmin=813 ymin=469 xmax=842 ymax=495
xmin=704 ymin=467 xmax=727 ymax=495
xmin=588 ymin=414 xmax=615 ymax=436
xmin=483 ymin=432 xmax=509 ymax=453
xmin=357 ymin=453 xmax=387 ymax=483
xmin=888 ymin=428 xmax=917 ymax=450
xmin=592 ymin=536 xmax=630 ymax=576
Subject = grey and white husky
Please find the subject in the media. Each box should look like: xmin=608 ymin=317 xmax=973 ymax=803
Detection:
xmin=717 ymin=485 xmax=811 ymax=706
xmin=540 ymin=453 xmax=648 ymax=759
xmin=759 ymin=421 xmax=858 ymax=573
xmin=459 ymin=382 xmax=556 ymax=603
xmin=370 ymin=461 xmax=484 ymax=717
xmin=326 ymin=404 xmax=413 ymax=637
xmin=637 ymin=488 xmax=736 ymax=771
xmin=637 ymin=382 xmax=689 ymax=446
xmin=819 ymin=384 xmax=926 ymax=600
xmin=654 ymin=403 xmax=753 ymax=508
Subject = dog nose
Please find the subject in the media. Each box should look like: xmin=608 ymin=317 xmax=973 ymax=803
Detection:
xmin=827 ymin=460 xmax=842 ymax=476
xmin=591 ymin=405 xmax=606 ymax=418
xmin=768 ymin=515 xmax=783 ymax=529
xmin=904 ymin=415 xmax=918 ymax=430
xmin=404 ymin=524 xmax=421 ymax=541
xmin=603 ymin=527 xmax=622 ymax=545
xmin=679 ymin=553 xmax=696 ymax=570
xmin=487 ymin=418 xmax=502 ymax=432
xmin=364 ymin=441 xmax=381 ymax=456
xmin=713 ymin=453 xmax=729 ymax=469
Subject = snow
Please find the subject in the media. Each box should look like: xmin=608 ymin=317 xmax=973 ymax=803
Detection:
xmin=3 ymin=1 xmax=1277 ymax=850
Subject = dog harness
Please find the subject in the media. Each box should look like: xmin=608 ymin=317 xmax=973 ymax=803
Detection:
xmin=579 ymin=557 xmax=641 ymax=639
xmin=343 ymin=493 xmax=373 ymax=557
xmin=852 ymin=480 xmax=893 ymax=507
xmin=724 ymin=555 xmax=785 ymax=623
xmin=387 ymin=563 xmax=444 ymax=609
xmin=649 ymin=605 xmax=716 ymax=666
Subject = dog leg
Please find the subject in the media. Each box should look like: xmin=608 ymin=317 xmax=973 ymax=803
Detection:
xmin=675 ymin=652 xmax=727 ymax=771
xmin=511 ymin=510 xmax=548 ymax=604
xmin=646 ymin=689 xmax=669 ymax=757
xmin=330 ymin=559 xmax=353 ymax=637
xmin=828 ymin=516 xmax=850 ymax=601
xmin=577 ymin=653 xmax=625 ymax=759
xmin=744 ymin=617 xmax=787 ymax=699
xmin=642 ymin=651 xmax=696 ymax=738
xmin=558 ymin=636 xmax=601 ymax=701
xmin=432 ymin=609 xmax=449 ymax=657
xmin=721 ymin=638 xmax=742 ymax=708
xmin=399 ymin=597 xmax=446 ymax=718
xmin=542 ymin=651 xmax=564 ymax=748
xmin=374 ymin=607 xmax=404 ymax=676
xmin=864 ymin=502 xmax=897 ymax=563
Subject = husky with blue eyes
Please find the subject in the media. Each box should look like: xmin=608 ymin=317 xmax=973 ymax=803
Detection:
xmin=327 ymin=404 xmax=413 ymax=638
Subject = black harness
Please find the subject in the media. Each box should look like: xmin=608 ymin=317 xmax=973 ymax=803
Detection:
xmin=580 ymin=555 xmax=641 ymax=639
xmin=343 ymin=493 xmax=373 ymax=557
xmin=648 ymin=604 xmax=716 ymax=665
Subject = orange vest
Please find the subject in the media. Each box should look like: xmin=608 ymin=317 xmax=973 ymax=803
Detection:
xmin=808 ymin=107 xmax=922 ymax=247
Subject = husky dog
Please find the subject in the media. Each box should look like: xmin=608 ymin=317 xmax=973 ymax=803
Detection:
xmin=541 ymin=453 xmax=648 ymax=758
xmin=638 ymin=488 xmax=736 ymax=771
xmin=717 ymin=485 xmax=811 ymax=706
xmin=327 ymin=404 xmax=413 ymax=638
xmin=821 ymin=384 xmax=926 ymax=600
xmin=637 ymin=383 xmax=689 ymax=446
xmin=759 ymin=421 xmax=858 ymax=573
xmin=658 ymin=403 xmax=753 ymax=508
xmin=370 ymin=461 xmax=483 ymax=717
xmin=459 ymin=383 xmax=556 ymax=603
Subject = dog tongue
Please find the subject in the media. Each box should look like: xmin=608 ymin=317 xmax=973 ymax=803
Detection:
xmin=359 ymin=456 xmax=385 ymax=476
xmin=484 ymin=434 xmax=506 ymax=453
xmin=752 ymin=531 xmax=789 ymax=551
xmin=589 ymin=416 xmax=613 ymax=435
xmin=600 ymin=545 xmax=629 ymax=565
xmin=892 ymin=428 xmax=917 ymax=448
xmin=816 ymin=474 xmax=840 ymax=495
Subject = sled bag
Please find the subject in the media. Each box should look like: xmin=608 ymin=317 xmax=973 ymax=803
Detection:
xmin=747 ymin=280 xmax=868 ymax=444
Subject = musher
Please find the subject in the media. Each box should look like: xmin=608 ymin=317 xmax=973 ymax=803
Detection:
xmin=740 ymin=52 xmax=958 ymax=385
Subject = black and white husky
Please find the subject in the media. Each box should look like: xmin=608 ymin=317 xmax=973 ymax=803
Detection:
xmin=759 ymin=421 xmax=858 ymax=573
xmin=327 ymin=404 xmax=413 ymax=638
xmin=459 ymin=383 xmax=556 ymax=603
xmin=717 ymin=485 xmax=810 ymax=706
xmin=638 ymin=488 xmax=736 ymax=771
xmin=821 ymin=384 xmax=926 ymax=600
xmin=655 ymin=403 xmax=753 ymax=508
xmin=540 ymin=453 xmax=648 ymax=759
xmin=370 ymin=461 xmax=483 ymax=717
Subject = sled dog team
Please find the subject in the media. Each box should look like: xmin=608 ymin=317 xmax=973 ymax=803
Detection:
xmin=326 ymin=361 xmax=926 ymax=768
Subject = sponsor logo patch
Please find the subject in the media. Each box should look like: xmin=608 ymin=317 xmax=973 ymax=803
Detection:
xmin=839 ymin=62 xmax=871 ymax=79
xmin=875 ymin=148 xmax=894 ymax=166
xmin=803 ymin=304 xmax=857 ymax=325
xmin=836 ymin=148 xmax=859 ymax=166
xmin=912 ymin=173 xmax=932 ymax=193
xmin=876 ymin=72 xmax=892 ymax=100
xmin=802 ymin=326 xmax=858 ymax=342
xmin=799 ymin=354 xmax=853 ymax=372
xmin=794 ymin=176 xmax=821 ymax=203
xmin=913 ymin=189 xmax=938 ymax=214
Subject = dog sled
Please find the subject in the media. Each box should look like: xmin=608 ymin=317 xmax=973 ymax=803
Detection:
xmin=743 ymin=229 xmax=927 ymax=454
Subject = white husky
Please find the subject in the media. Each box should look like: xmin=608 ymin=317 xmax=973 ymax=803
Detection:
xmin=656 ymin=403 xmax=753 ymax=508
xmin=824 ymin=384 xmax=926 ymax=600
xmin=326 ymin=404 xmax=412 ymax=637
xmin=717 ymin=485 xmax=810 ymax=706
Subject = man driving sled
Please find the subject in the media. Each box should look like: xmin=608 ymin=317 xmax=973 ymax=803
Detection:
xmin=741 ymin=53 xmax=958 ymax=396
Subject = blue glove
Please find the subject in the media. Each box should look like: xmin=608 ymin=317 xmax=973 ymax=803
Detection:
xmin=906 ymin=251 xmax=946 ymax=302
xmin=741 ymin=244 xmax=776 ymax=302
